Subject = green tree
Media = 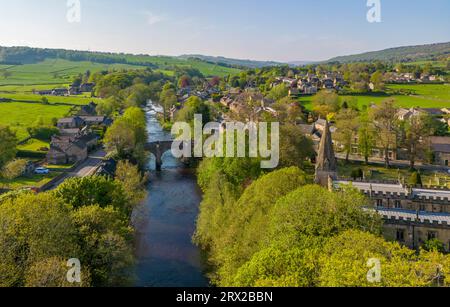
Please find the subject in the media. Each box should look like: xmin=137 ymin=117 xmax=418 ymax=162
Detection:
xmin=370 ymin=71 xmax=385 ymax=91
xmin=279 ymin=124 xmax=315 ymax=168
xmin=0 ymin=193 xmax=78 ymax=287
xmin=267 ymin=84 xmax=289 ymax=101
xmin=0 ymin=126 xmax=17 ymax=169
xmin=54 ymin=176 xmax=131 ymax=216
xmin=335 ymin=109 xmax=360 ymax=162
xmin=114 ymin=160 xmax=147 ymax=206
xmin=71 ymin=205 xmax=134 ymax=286
xmin=159 ymin=82 xmax=177 ymax=122
xmin=358 ymin=113 xmax=376 ymax=164
xmin=1 ymin=159 xmax=27 ymax=180
xmin=312 ymin=91 xmax=340 ymax=118
xmin=369 ymin=99 xmax=398 ymax=168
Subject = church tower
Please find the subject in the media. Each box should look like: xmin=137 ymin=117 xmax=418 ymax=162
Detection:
xmin=315 ymin=121 xmax=338 ymax=187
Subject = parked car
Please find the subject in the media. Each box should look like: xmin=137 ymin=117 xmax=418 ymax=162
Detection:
xmin=35 ymin=167 xmax=50 ymax=175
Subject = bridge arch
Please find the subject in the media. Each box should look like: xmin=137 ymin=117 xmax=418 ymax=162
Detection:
xmin=145 ymin=141 xmax=174 ymax=171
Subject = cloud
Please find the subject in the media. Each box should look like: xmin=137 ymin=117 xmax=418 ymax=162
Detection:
xmin=143 ymin=11 xmax=166 ymax=26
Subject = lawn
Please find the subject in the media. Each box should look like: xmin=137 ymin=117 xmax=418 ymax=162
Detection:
xmin=0 ymin=172 xmax=62 ymax=190
xmin=0 ymin=102 xmax=73 ymax=140
xmin=17 ymin=138 xmax=50 ymax=152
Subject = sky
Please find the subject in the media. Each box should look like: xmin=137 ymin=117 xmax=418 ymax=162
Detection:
xmin=0 ymin=0 xmax=449 ymax=62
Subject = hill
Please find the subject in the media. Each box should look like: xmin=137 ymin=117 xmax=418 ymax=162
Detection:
xmin=0 ymin=46 xmax=241 ymax=77
xmin=178 ymin=54 xmax=283 ymax=69
xmin=327 ymin=42 xmax=450 ymax=63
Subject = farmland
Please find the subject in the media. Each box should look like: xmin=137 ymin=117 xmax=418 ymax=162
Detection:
xmin=0 ymin=102 xmax=74 ymax=140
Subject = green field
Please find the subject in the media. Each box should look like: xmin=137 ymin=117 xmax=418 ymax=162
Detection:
xmin=0 ymin=57 xmax=240 ymax=87
xmin=0 ymin=102 xmax=73 ymax=140
xmin=0 ymin=92 xmax=101 ymax=106
xmin=301 ymin=83 xmax=450 ymax=111
xmin=0 ymin=172 xmax=61 ymax=190
xmin=0 ymin=59 xmax=147 ymax=86
xmin=17 ymin=138 xmax=50 ymax=152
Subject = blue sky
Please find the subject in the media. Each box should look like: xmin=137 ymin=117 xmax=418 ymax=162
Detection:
xmin=0 ymin=0 xmax=449 ymax=62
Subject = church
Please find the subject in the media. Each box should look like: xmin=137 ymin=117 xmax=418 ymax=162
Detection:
xmin=315 ymin=121 xmax=450 ymax=252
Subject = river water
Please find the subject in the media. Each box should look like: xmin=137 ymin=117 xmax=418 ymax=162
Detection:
xmin=132 ymin=103 xmax=209 ymax=287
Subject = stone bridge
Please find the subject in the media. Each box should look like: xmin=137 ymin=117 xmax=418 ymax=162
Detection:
xmin=145 ymin=141 xmax=174 ymax=171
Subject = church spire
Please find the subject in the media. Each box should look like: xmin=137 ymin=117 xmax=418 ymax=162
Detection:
xmin=315 ymin=121 xmax=337 ymax=186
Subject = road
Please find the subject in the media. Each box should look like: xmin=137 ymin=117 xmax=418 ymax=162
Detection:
xmin=43 ymin=149 xmax=107 ymax=191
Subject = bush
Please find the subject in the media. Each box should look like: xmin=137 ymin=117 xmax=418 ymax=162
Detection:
xmin=409 ymin=171 xmax=423 ymax=187
xmin=351 ymin=168 xmax=364 ymax=180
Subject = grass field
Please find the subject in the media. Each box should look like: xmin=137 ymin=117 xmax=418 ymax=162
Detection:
xmin=0 ymin=57 xmax=240 ymax=87
xmin=300 ymin=83 xmax=450 ymax=111
xmin=17 ymin=138 xmax=50 ymax=152
xmin=0 ymin=59 xmax=147 ymax=86
xmin=0 ymin=102 xmax=73 ymax=140
xmin=0 ymin=92 xmax=101 ymax=105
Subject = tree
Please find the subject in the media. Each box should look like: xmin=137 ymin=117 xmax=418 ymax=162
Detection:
xmin=104 ymin=119 xmax=136 ymax=158
xmin=178 ymin=75 xmax=192 ymax=88
xmin=409 ymin=171 xmax=423 ymax=187
xmin=159 ymin=82 xmax=177 ymax=122
xmin=334 ymin=109 xmax=360 ymax=162
xmin=71 ymin=205 xmax=134 ymax=286
xmin=25 ymin=257 xmax=91 ymax=287
xmin=54 ymin=176 xmax=131 ymax=216
xmin=1 ymin=159 xmax=27 ymax=180
xmin=423 ymin=239 xmax=445 ymax=253
xmin=400 ymin=114 xmax=433 ymax=169
xmin=0 ymin=126 xmax=17 ymax=169
xmin=267 ymin=84 xmax=289 ymax=101
xmin=369 ymin=99 xmax=398 ymax=168
xmin=312 ymin=91 xmax=340 ymax=118
xmin=358 ymin=113 xmax=376 ymax=164
xmin=279 ymin=125 xmax=315 ymax=168
xmin=114 ymin=160 xmax=147 ymax=206
xmin=0 ymin=193 xmax=78 ymax=287
xmin=370 ymin=71 xmax=385 ymax=91
xmin=176 ymin=96 xmax=212 ymax=124
xmin=41 ymin=97 xmax=49 ymax=105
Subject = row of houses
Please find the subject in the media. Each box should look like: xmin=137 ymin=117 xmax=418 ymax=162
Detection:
xmin=34 ymin=83 xmax=95 ymax=96
xmin=46 ymin=102 xmax=112 ymax=165
xmin=386 ymin=72 xmax=444 ymax=84
xmin=219 ymin=89 xmax=278 ymax=121
xmin=272 ymin=73 xmax=347 ymax=97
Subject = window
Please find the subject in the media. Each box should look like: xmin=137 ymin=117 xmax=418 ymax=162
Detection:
xmin=376 ymin=199 xmax=383 ymax=208
xmin=394 ymin=200 xmax=402 ymax=209
xmin=428 ymin=231 xmax=438 ymax=241
xmin=419 ymin=204 xmax=426 ymax=212
xmin=396 ymin=229 xmax=405 ymax=242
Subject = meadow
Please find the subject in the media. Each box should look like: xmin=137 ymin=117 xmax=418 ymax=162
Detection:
xmin=0 ymin=102 xmax=74 ymax=140
xmin=300 ymin=83 xmax=450 ymax=111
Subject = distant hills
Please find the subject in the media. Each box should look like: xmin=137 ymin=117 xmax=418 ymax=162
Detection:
xmin=327 ymin=42 xmax=450 ymax=63
xmin=178 ymin=54 xmax=284 ymax=69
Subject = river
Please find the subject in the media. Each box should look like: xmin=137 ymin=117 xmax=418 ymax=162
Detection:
xmin=132 ymin=102 xmax=209 ymax=287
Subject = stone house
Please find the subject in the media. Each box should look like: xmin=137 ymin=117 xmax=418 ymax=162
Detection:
xmin=57 ymin=117 xmax=85 ymax=129
xmin=47 ymin=135 xmax=88 ymax=165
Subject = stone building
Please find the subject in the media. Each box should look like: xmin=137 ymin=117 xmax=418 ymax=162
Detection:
xmin=314 ymin=121 xmax=450 ymax=252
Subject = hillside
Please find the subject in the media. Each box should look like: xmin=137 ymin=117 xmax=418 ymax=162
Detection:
xmin=178 ymin=54 xmax=283 ymax=69
xmin=327 ymin=42 xmax=450 ymax=63
xmin=0 ymin=46 xmax=241 ymax=77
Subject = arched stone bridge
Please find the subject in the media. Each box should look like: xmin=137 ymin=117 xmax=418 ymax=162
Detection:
xmin=145 ymin=141 xmax=174 ymax=171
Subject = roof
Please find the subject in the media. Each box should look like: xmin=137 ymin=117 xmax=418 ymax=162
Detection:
xmin=430 ymin=136 xmax=450 ymax=153
xmin=336 ymin=180 xmax=450 ymax=201
xmin=374 ymin=208 xmax=450 ymax=225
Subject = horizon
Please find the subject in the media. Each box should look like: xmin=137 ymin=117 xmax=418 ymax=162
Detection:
xmin=0 ymin=0 xmax=449 ymax=62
